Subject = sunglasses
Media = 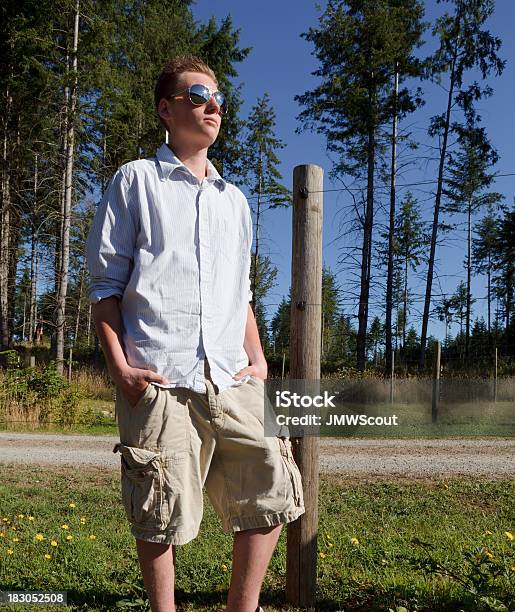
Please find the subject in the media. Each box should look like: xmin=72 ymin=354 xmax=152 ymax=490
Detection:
xmin=166 ymin=83 xmax=228 ymax=115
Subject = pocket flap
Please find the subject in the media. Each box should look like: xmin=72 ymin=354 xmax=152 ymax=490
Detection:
xmin=113 ymin=443 xmax=160 ymax=468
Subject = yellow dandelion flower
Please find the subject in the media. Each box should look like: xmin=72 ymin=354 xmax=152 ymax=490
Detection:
xmin=221 ymin=564 xmax=228 ymax=572
xmin=28 ymin=516 xmax=34 ymax=521
xmin=328 ymin=542 xmax=334 ymax=547
xmin=485 ymin=551 xmax=493 ymax=559
xmin=484 ymin=530 xmax=493 ymax=535
xmin=319 ymin=552 xmax=326 ymax=559
xmin=6 ymin=548 xmax=13 ymax=555
xmin=2 ymin=518 xmax=7 ymax=522
xmin=66 ymin=535 xmax=73 ymax=541
xmin=61 ymin=524 xmax=69 ymax=530
xmin=350 ymin=537 xmax=359 ymax=546
xmin=88 ymin=534 xmax=96 ymax=540
xmin=69 ymin=503 xmax=76 ymax=509
xmin=35 ymin=533 xmax=44 ymax=541
xmin=11 ymin=526 xmax=16 ymax=531
xmin=505 ymin=532 xmax=514 ymax=541
xmin=17 ymin=514 xmax=24 ymax=519
xmin=0 ymin=532 xmax=4 ymax=537
xmin=12 ymin=538 xmax=19 ymax=543
xmin=44 ymin=554 xmax=51 ymax=560
xmin=511 ymin=566 xmax=515 ymax=571
xmin=80 ymin=517 xmax=86 ymax=524
xmin=50 ymin=541 xmax=58 ymax=547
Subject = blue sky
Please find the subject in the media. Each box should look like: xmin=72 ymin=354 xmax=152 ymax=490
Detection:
xmin=191 ymin=0 xmax=515 ymax=342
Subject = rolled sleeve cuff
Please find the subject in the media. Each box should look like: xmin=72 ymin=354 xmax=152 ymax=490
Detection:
xmin=88 ymin=288 xmax=123 ymax=304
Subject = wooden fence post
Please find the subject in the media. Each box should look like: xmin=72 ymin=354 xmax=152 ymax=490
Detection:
xmin=287 ymin=164 xmax=323 ymax=609
xmin=432 ymin=340 xmax=441 ymax=423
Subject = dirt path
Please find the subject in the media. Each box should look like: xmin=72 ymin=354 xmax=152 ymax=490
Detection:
xmin=0 ymin=432 xmax=513 ymax=477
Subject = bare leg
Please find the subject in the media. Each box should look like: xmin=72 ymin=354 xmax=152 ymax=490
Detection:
xmin=226 ymin=524 xmax=283 ymax=612
xmin=135 ymin=539 xmax=177 ymax=612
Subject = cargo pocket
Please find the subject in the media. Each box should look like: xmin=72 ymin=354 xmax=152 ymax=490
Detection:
xmin=277 ymin=437 xmax=304 ymax=507
xmin=113 ymin=443 xmax=166 ymax=531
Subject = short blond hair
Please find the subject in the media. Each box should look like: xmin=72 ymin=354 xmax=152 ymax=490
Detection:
xmin=154 ymin=54 xmax=218 ymax=113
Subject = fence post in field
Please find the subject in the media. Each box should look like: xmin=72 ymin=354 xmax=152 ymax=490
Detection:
xmin=432 ymin=340 xmax=441 ymax=423
xmin=493 ymin=346 xmax=498 ymax=403
xmin=287 ymin=163 xmax=323 ymax=608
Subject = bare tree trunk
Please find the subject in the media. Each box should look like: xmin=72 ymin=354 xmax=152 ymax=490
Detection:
xmin=419 ymin=43 xmax=458 ymax=371
xmin=22 ymin=293 xmax=27 ymax=341
xmin=56 ymin=0 xmax=80 ymax=375
xmin=403 ymin=248 xmax=409 ymax=350
xmin=465 ymin=199 xmax=472 ymax=358
xmin=8 ymin=121 xmax=22 ymax=343
xmin=251 ymin=146 xmax=263 ymax=313
xmin=86 ymin=302 xmax=92 ymax=346
xmin=505 ymin=268 xmax=512 ymax=354
xmin=74 ymin=263 xmax=85 ymax=345
xmin=29 ymin=154 xmax=38 ymax=343
xmin=0 ymin=82 xmax=12 ymax=349
xmin=487 ymin=251 xmax=491 ymax=338
xmin=356 ymin=126 xmax=375 ymax=371
xmin=385 ymin=65 xmax=398 ymax=374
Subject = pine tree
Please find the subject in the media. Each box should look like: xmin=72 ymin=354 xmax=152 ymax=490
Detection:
xmin=442 ymin=121 xmax=502 ymax=359
xmin=249 ymin=254 xmax=278 ymax=356
xmin=398 ymin=194 xmax=427 ymax=346
xmin=238 ymin=93 xmax=290 ymax=312
xmin=473 ymin=208 xmax=499 ymax=338
xmin=321 ymin=266 xmax=341 ymax=360
xmin=270 ymin=294 xmax=291 ymax=359
xmin=491 ymin=207 xmax=515 ymax=353
xmin=418 ymin=0 xmax=505 ymax=369
xmin=295 ymin=0 xmax=426 ymax=372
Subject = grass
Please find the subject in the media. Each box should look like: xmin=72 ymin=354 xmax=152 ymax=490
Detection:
xmin=0 ymin=465 xmax=513 ymax=611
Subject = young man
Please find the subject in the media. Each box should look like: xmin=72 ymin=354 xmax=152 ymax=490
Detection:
xmin=86 ymin=55 xmax=305 ymax=612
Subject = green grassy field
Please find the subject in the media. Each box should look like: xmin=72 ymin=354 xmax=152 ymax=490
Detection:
xmin=0 ymin=464 xmax=513 ymax=611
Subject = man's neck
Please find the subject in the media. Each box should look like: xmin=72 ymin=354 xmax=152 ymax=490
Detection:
xmin=167 ymin=142 xmax=209 ymax=183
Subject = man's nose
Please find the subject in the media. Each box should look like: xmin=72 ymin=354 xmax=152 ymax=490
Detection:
xmin=206 ymin=94 xmax=221 ymax=114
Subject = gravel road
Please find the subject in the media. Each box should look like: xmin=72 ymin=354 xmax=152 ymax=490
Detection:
xmin=0 ymin=432 xmax=514 ymax=477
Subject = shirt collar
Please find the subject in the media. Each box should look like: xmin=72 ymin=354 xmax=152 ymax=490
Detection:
xmin=156 ymin=143 xmax=226 ymax=189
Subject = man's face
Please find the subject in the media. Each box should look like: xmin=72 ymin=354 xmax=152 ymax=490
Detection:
xmin=158 ymin=71 xmax=222 ymax=149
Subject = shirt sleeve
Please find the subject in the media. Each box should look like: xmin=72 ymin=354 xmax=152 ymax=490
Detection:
xmin=86 ymin=169 xmax=138 ymax=304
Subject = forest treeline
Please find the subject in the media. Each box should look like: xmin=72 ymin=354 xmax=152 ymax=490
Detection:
xmin=1 ymin=0 xmax=513 ymax=377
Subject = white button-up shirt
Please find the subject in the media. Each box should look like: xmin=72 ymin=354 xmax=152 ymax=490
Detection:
xmin=86 ymin=143 xmax=253 ymax=393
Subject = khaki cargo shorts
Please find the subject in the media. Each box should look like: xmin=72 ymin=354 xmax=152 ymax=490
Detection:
xmin=112 ymin=362 xmax=305 ymax=545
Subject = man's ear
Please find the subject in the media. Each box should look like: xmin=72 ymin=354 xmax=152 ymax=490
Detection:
xmin=158 ymin=98 xmax=170 ymax=121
